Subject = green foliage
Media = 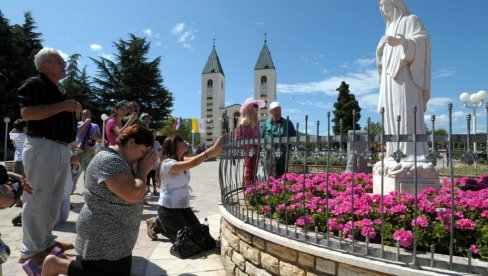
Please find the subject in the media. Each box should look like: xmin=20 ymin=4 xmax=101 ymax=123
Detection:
xmin=159 ymin=117 xmax=193 ymax=143
xmin=91 ymin=34 xmax=174 ymax=128
xmin=332 ymin=81 xmax=361 ymax=135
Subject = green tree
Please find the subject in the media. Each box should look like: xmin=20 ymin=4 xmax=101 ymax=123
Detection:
xmin=159 ymin=117 xmax=192 ymax=143
xmin=332 ymin=81 xmax=361 ymax=134
xmin=0 ymin=11 xmax=43 ymax=158
xmin=91 ymin=34 xmax=173 ymax=128
xmin=63 ymin=54 xmax=103 ymax=124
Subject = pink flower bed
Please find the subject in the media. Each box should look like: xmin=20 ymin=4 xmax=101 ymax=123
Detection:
xmin=244 ymin=173 xmax=488 ymax=260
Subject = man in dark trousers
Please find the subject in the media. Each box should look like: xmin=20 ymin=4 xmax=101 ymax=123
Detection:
xmin=17 ymin=48 xmax=81 ymax=265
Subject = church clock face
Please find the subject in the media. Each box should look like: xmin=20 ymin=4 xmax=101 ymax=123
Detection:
xmin=260 ymin=84 xmax=267 ymax=93
xmin=207 ymin=88 xmax=213 ymax=96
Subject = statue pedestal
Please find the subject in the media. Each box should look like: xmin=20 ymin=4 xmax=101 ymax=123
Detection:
xmin=372 ymin=160 xmax=439 ymax=195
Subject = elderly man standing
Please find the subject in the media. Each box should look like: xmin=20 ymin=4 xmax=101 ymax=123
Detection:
xmin=17 ymin=48 xmax=81 ymax=265
xmin=261 ymin=101 xmax=296 ymax=177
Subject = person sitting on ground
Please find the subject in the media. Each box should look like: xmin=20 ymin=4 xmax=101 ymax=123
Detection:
xmin=0 ymin=165 xmax=34 ymax=209
xmin=41 ymin=125 xmax=157 ymax=276
xmin=146 ymin=135 xmax=222 ymax=248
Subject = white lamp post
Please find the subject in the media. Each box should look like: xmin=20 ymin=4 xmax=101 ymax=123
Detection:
xmin=100 ymin=114 xmax=109 ymax=148
xmin=459 ymin=90 xmax=488 ymax=153
xmin=3 ymin=117 xmax=11 ymax=161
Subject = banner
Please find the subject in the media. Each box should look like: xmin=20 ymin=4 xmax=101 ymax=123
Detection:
xmin=198 ymin=119 xmax=205 ymax=133
xmin=191 ymin=118 xmax=199 ymax=133
xmin=176 ymin=117 xmax=182 ymax=131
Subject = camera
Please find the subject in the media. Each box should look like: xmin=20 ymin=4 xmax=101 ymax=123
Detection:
xmin=86 ymin=139 xmax=96 ymax=147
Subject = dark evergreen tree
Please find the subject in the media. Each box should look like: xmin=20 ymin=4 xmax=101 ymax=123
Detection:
xmin=63 ymin=54 xmax=103 ymax=124
xmin=91 ymin=34 xmax=173 ymax=128
xmin=332 ymin=81 xmax=361 ymax=135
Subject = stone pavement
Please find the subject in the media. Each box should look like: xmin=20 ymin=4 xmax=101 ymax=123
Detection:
xmin=0 ymin=160 xmax=225 ymax=276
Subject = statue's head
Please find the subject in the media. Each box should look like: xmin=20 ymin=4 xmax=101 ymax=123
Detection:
xmin=378 ymin=0 xmax=410 ymax=23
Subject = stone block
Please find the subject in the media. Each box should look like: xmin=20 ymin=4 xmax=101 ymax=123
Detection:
xmin=222 ymin=218 xmax=236 ymax=233
xmin=222 ymin=226 xmax=240 ymax=251
xmin=338 ymin=263 xmax=387 ymax=276
xmin=240 ymin=241 xmax=261 ymax=266
xmin=253 ymin=236 xmax=266 ymax=250
xmin=267 ymin=242 xmax=297 ymax=262
xmin=223 ymin=253 xmax=236 ymax=275
xmin=315 ymin=258 xmax=336 ymax=275
xmin=232 ymin=251 xmax=246 ymax=271
xmin=261 ymin=252 xmax=279 ymax=275
xmin=298 ymin=252 xmax=315 ymax=268
xmin=237 ymin=228 xmax=253 ymax=244
xmin=246 ymin=261 xmax=272 ymax=276
xmin=279 ymin=262 xmax=306 ymax=276
xmin=236 ymin=267 xmax=249 ymax=276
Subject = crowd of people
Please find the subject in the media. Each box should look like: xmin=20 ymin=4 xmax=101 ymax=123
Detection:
xmin=0 ymin=46 xmax=296 ymax=276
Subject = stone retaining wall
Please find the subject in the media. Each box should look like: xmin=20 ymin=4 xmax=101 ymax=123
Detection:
xmin=219 ymin=206 xmax=444 ymax=276
xmin=220 ymin=217 xmax=388 ymax=276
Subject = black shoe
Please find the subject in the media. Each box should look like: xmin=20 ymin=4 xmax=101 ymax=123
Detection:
xmin=12 ymin=213 xmax=22 ymax=226
xmin=70 ymin=204 xmax=74 ymax=210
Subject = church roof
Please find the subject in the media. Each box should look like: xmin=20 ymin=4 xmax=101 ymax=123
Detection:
xmin=202 ymin=47 xmax=225 ymax=76
xmin=254 ymin=41 xmax=275 ymax=70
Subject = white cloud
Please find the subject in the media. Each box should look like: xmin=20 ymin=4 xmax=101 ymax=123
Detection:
xmin=171 ymin=23 xmax=185 ymax=35
xmin=358 ymin=93 xmax=379 ymax=112
xmin=354 ymin=58 xmax=375 ymax=67
xmin=142 ymin=29 xmax=153 ymax=37
xmin=426 ymin=97 xmax=453 ymax=112
xmin=90 ymin=44 xmax=102 ymax=52
xmin=171 ymin=22 xmax=197 ymax=49
xmin=101 ymin=53 xmax=114 ymax=61
xmin=295 ymin=100 xmax=332 ymax=110
xmin=58 ymin=50 xmax=69 ymax=61
xmin=433 ymin=68 xmax=456 ymax=79
xmin=277 ymin=68 xmax=379 ymax=96
xmin=424 ymin=110 xmax=468 ymax=131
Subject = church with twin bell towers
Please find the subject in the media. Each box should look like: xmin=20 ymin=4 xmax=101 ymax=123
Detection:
xmin=201 ymin=38 xmax=276 ymax=143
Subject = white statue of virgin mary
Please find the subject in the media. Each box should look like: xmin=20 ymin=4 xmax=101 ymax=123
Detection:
xmin=376 ymin=0 xmax=431 ymax=162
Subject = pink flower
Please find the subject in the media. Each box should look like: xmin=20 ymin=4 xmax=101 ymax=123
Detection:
xmin=411 ymin=216 xmax=429 ymax=228
xmin=296 ymin=215 xmax=314 ymax=227
xmin=455 ymin=218 xmax=476 ymax=231
xmin=328 ymin=218 xmax=342 ymax=231
xmin=470 ymin=244 xmax=479 ymax=254
xmin=261 ymin=205 xmax=271 ymax=214
xmin=481 ymin=210 xmax=488 ymax=218
xmin=393 ymin=228 xmax=414 ymax=248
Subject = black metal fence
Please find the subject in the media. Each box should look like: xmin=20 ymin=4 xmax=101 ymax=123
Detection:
xmin=219 ymin=104 xmax=488 ymax=275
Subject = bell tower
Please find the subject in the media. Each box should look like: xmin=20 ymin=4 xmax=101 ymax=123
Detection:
xmin=254 ymin=35 xmax=276 ymax=121
xmin=201 ymin=41 xmax=225 ymax=142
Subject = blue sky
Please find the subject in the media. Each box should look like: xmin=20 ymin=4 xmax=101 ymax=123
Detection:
xmin=2 ymin=1 xmax=488 ymax=134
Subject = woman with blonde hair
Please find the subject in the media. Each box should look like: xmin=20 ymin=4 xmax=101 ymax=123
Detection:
xmin=235 ymin=97 xmax=265 ymax=186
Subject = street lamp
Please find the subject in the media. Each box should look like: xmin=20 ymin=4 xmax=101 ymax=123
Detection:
xmin=100 ymin=114 xmax=109 ymax=148
xmin=459 ymin=90 xmax=488 ymax=153
xmin=3 ymin=117 xmax=11 ymax=161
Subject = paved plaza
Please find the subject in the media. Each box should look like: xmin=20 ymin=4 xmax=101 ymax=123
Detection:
xmin=0 ymin=160 xmax=225 ymax=276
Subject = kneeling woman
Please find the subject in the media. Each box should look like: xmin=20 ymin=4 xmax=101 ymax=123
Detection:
xmin=42 ymin=125 xmax=157 ymax=276
xmin=147 ymin=135 xmax=222 ymax=247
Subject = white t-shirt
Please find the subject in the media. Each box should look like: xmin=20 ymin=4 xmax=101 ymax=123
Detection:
xmin=158 ymin=159 xmax=191 ymax=208
xmin=9 ymin=132 xmax=27 ymax=162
